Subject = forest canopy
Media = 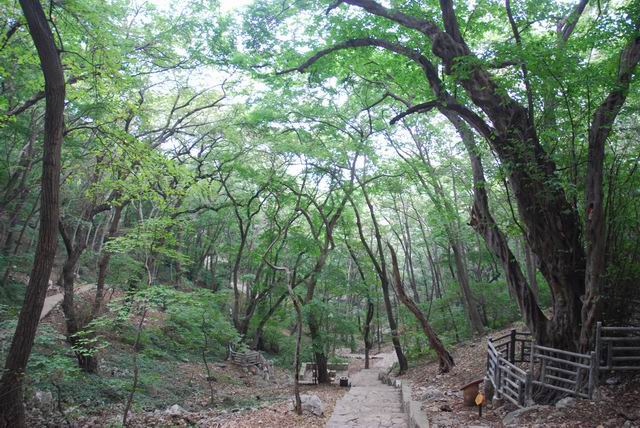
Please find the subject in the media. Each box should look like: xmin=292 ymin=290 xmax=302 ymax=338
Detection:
xmin=1 ymin=0 xmax=639 ymax=426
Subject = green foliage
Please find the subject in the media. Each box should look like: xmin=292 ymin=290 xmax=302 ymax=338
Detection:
xmin=0 ymin=319 xmax=81 ymax=398
xmin=0 ymin=280 xmax=26 ymax=317
xmin=3 ymin=0 xmax=640 ymax=422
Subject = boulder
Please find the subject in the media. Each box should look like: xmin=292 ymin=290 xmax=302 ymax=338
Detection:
xmin=606 ymin=376 xmax=620 ymax=385
xmin=555 ymin=397 xmax=576 ymax=409
xmin=34 ymin=390 xmax=53 ymax=409
xmin=288 ymin=394 xmax=324 ymax=416
xmin=416 ymin=386 xmax=445 ymax=401
xmin=164 ymin=404 xmax=186 ymax=415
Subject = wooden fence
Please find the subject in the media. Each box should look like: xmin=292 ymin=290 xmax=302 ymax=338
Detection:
xmin=530 ymin=344 xmax=597 ymax=400
xmin=227 ymin=345 xmax=272 ymax=376
xmin=595 ymin=322 xmax=640 ymax=371
xmin=487 ymin=324 xmax=640 ymax=408
xmin=492 ymin=329 xmax=532 ymax=363
xmin=229 ymin=349 xmax=260 ymax=366
xmin=487 ymin=330 xmax=532 ymax=406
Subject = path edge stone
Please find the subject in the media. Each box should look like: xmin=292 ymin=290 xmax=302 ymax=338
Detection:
xmin=379 ymin=372 xmax=429 ymax=428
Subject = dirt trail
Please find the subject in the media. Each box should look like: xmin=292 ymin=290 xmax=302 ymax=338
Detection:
xmin=39 ymin=284 xmax=95 ymax=320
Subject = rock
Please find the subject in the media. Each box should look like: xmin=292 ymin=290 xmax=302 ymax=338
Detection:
xmin=34 ymin=390 xmax=53 ymax=409
xmin=555 ymin=397 xmax=576 ymax=409
xmin=606 ymin=376 xmax=620 ymax=385
xmin=216 ymin=363 xmax=227 ymax=368
xmin=416 ymin=386 xmax=445 ymax=401
xmin=503 ymin=405 xmax=545 ymax=426
xmin=164 ymin=404 xmax=185 ymax=415
xmin=248 ymin=366 xmax=258 ymax=375
xmin=622 ymin=410 xmax=640 ymax=421
xmin=288 ymin=394 xmax=324 ymax=416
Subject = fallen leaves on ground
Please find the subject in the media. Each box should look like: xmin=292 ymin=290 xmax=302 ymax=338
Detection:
xmin=401 ymin=323 xmax=640 ymax=427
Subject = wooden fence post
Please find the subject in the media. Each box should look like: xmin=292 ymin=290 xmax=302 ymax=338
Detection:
xmin=495 ymin=358 xmax=502 ymax=399
xmin=509 ymin=329 xmax=516 ymax=363
xmin=529 ymin=339 xmax=534 ymax=363
xmin=525 ymin=370 xmax=533 ymax=406
xmin=595 ymin=321 xmax=602 ymax=369
xmin=588 ymin=350 xmax=598 ymax=400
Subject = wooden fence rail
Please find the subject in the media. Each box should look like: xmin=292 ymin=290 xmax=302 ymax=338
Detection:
xmin=487 ymin=330 xmax=534 ymax=407
xmin=487 ymin=324 xmax=640 ymax=408
xmin=595 ymin=322 xmax=640 ymax=371
xmin=530 ymin=344 xmax=597 ymax=400
xmin=228 ymin=345 xmax=267 ymax=367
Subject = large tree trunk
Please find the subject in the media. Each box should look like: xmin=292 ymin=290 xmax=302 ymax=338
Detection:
xmin=308 ymin=315 xmax=330 ymax=383
xmin=0 ymin=0 xmax=65 ymax=425
xmin=388 ymin=244 xmax=454 ymax=372
xmin=581 ymin=34 xmax=640 ymax=350
xmin=446 ymin=111 xmax=550 ymax=344
xmin=524 ymin=242 xmax=539 ymax=299
xmin=330 ymin=0 xmax=586 ymax=348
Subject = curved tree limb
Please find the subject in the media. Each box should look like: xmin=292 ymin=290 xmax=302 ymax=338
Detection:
xmin=581 ymin=29 xmax=640 ymax=350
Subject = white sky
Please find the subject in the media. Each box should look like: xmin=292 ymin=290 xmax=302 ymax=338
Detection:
xmin=149 ymin=0 xmax=254 ymax=13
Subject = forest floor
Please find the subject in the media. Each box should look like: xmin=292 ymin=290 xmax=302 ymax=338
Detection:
xmin=19 ymin=282 xmax=349 ymax=428
xmin=14 ymin=278 xmax=640 ymax=427
xmin=401 ymin=323 xmax=640 ymax=427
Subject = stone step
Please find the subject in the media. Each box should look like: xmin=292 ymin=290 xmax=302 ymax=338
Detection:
xmin=326 ymin=368 xmax=407 ymax=428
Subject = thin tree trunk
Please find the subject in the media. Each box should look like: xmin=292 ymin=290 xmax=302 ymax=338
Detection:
xmin=347 ymin=243 xmax=374 ymax=369
xmin=351 ymin=187 xmax=408 ymax=374
xmin=93 ymin=204 xmax=124 ymax=316
xmin=253 ymin=292 xmax=288 ymax=350
xmin=450 ymin=240 xmax=484 ymax=335
xmin=122 ymin=307 xmax=147 ymax=427
xmin=388 ymin=244 xmax=454 ymax=372
xmin=0 ymin=0 xmax=65 ymax=425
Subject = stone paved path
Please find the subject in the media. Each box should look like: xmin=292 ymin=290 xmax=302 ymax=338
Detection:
xmin=326 ymin=366 xmax=407 ymax=427
xmin=40 ymin=284 xmax=95 ymax=320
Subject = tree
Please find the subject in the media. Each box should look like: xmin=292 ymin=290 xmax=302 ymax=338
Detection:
xmin=0 ymin=0 xmax=65 ymax=425
xmin=270 ymin=0 xmax=640 ymax=350
xmin=350 ymin=179 xmax=409 ymax=374
xmin=387 ymin=243 xmax=454 ymax=372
